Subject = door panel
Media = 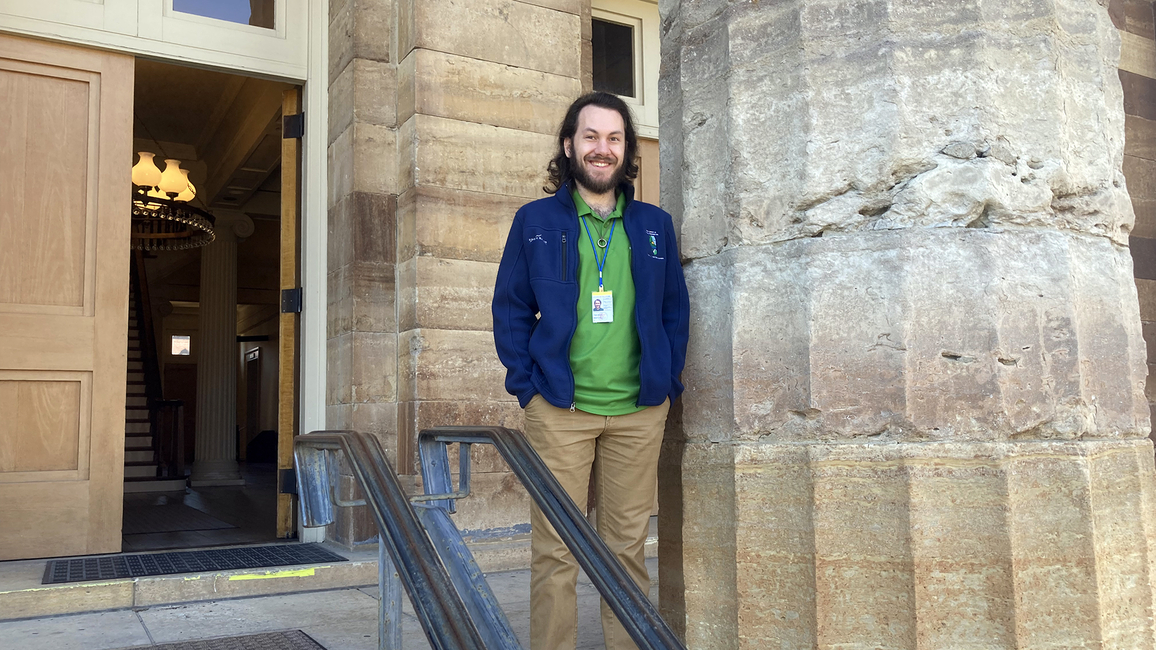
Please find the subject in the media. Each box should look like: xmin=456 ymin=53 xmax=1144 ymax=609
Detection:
xmin=0 ymin=34 xmax=133 ymax=560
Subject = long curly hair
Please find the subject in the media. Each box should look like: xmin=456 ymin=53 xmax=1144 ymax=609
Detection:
xmin=544 ymin=92 xmax=640 ymax=194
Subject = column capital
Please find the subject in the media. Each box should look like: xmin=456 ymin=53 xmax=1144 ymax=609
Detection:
xmin=208 ymin=209 xmax=255 ymax=241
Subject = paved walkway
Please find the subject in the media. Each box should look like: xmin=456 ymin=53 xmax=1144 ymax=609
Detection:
xmin=0 ymin=558 xmax=660 ymax=650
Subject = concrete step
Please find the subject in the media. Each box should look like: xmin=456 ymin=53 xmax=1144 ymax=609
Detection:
xmin=128 ymin=361 xmax=144 ymax=371
xmin=125 ymin=436 xmax=152 ymax=448
xmin=127 ymin=372 xmax=144 ymax=382
xmin=122 ymin=477 xmax=189 ymax=494
xmin=125 ymin=396 xmax=147 ymax=408
xmin=126 ymin=409 xmax=148 ymax=420
xmin=125 ymin=422 xmax=150 ymax=435
xmin=128 ymin=350 xmax=141 ymax=360
xmin=0 ymin=544 xmax=380 ymax=622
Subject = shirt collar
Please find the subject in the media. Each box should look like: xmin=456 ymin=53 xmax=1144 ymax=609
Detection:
xmin=571 ymin=188 xmax=626 ymax=222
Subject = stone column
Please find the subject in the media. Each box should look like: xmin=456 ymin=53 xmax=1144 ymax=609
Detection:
xmin=191 ymin=210 xmax=254 ymax=487
xmin=660 ymin=1 xmax=1156 ymax=648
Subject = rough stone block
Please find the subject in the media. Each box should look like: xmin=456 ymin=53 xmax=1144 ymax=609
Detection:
xmin=398 ymin=114 xmax=552 ymax=199
xmin=329 ymin=59 xmax=398 ymax=145
xmin=330 ymin=194 xmax=396 ymax=269
xmin=398 ymin=256 xmax=499 ymax=331
xmin=1125 ymin=114 xmax=1156 ymax=162
xmin=1137 ymin=278 xmax=1156 ymax=321
xmin=350 ymin=331 xmax=397 ymax=403
xmin=328 ymin=191 xmax=396 ymax=274
xmin=397 ymin=329 xmax=509 ymax=402
xmin=662 ymin=439 xmax=1156 ymax=649
xmin=680 ymin=229 xmax=1149 ymax=444
xmin=327 ymin=266 xmax=352 ymax=339
xmin=397 ymin=399 xmax=524 ymax=474
xmin=327 ymin=124 xmax=398 ymax=208
xmin=442 ymin=470 xmax=531 ymax=536
xmin=397 ymin=185 xmax=525 ymax=264
xmin=327 ymin=332 xmax=353 ymax=406
xmin=411 ymin=0 xmax=581 ymax=77
xmin=328 ymin=0 xmax=394 ymax=84
xmin=349 ymin=260 xmax=397 ymax=333
xmin=404 ymin=49 xmax=579 ymax=135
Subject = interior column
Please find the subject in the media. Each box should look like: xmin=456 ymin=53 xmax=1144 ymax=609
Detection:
xmin=191 ymin=210 xmax=254 ymax=487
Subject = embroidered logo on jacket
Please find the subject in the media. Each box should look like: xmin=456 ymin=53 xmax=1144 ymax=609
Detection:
xmin=528 ymin=234 xmax=547 ymax=244
xmin=645 ymin=230 xmax=664 ymax=260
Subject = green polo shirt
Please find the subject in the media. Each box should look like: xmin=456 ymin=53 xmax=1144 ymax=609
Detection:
xmin=569 ymin=189 xmax=645 ymax=416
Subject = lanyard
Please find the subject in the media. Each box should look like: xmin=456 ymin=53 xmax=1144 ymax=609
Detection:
xmin=581 ymin=216 xmax=616 ymax=291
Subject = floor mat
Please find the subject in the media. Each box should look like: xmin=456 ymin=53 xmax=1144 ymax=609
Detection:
xmin=122 ymin=503 xmax=237 ymax=535
xmin=114 ymin=630 xmax=325 ymax=650
xmin=42 ymin=544 xmax=348 ymax=584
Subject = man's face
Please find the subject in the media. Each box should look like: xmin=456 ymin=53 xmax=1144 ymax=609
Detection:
xmin=565 ymin=105 xmax=627 ymax=195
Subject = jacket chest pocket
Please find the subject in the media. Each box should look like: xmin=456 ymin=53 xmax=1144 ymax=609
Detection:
xmin=525 ymin=227 xmax=569 ymax=282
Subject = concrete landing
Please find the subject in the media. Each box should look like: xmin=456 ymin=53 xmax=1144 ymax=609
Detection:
xmin=0 ymin=559 xmax=660 ymax=650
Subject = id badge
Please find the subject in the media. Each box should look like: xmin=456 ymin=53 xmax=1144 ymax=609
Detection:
xmin=592 ymin=291 xmax=613 ymax=323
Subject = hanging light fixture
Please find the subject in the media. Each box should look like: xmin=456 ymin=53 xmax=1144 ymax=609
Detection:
xmin=130 ymin=152 xmax=215 ymax=252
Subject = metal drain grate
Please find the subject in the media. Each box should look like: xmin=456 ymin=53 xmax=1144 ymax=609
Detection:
xmin=114 ymin=630 xmax=325 ymax=650
xmin=43 ymin=544 xmax=347 ymax=584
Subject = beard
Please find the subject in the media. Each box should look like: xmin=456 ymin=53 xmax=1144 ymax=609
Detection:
xmin=570 ymin=154 xmax=627 ymax=194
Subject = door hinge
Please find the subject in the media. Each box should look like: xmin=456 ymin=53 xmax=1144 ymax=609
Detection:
xmin=281 ymin=287 xmax=303 ymax=313
xmin=279 ymin=468 xmax=297 ymax=495
xmin=283 ymin=112 xmax=305 ymax=139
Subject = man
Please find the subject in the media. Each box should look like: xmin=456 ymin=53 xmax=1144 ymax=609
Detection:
xmin=492 ymin=92 xmax=690 ymax=649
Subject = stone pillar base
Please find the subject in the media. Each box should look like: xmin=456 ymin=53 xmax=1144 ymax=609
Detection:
xmin=659 ymin=438 xmax=1156 ymax=649
xmin=189 ymin=459 xmax=245 ymax=487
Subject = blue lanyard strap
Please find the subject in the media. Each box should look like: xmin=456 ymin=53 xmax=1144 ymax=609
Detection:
xmin=581 ymin=216 xmax=615 ymax=291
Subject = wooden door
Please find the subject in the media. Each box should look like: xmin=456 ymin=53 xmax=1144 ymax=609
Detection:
xmin=277 ymin=87 xmax=301 ymax=538
xmin=0 ymin=34 xmax=133 ymax=560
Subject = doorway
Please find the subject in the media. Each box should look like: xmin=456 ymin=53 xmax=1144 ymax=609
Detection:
xmin=121 ymin=57 xmax=297 ymax=552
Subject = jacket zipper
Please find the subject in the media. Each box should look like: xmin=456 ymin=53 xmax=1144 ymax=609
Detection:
xmin=561 ymin=232 xmax=567 ymax=281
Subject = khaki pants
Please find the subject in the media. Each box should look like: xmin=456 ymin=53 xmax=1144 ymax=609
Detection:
xmin=523 ymin=395 xmax=670 ymax=650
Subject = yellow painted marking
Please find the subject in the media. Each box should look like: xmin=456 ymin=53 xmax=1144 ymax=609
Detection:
xmin=227 ymin=567 xmax=319 ymax=581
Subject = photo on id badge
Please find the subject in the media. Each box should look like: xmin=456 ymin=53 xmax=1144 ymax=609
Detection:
xmin=592 ymin=291 xmax=613 ymax=323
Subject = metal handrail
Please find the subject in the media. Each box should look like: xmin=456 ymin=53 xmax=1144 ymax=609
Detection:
xmin=295 ymin=426 xmax=686 ymax=650
xmin=295 ymin=430 xmax=489 ymax=650
xmin=418 ymin=426 xmax=686 ymax=650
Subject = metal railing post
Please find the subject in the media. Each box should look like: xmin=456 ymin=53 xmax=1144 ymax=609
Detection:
xmin=379 ymin=540 xmax=402 ymax=649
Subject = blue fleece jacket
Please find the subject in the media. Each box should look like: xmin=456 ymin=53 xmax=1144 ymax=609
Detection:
xmin=492 ymin=182 xmax=690 ymax=410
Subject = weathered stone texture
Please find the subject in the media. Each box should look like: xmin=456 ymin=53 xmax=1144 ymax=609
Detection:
xmin=398 ymin=114 xmax=553 ymax=198
xmin=399 ymin=0 xmax=581 ymax=77
xmin=662 ymin=439 xmax=1156 ymax=649
xmin=397 ymin=329 xmax=509 ymax=402
xmin=664 ymin=0 xmax=1133 ymax=260
xmin=327 ymin=124 xmax=398 ymax=206
xmin=661 ymin=0 xmax=1156 ymax=646
xmin=398 ymin=49 xmax=579 ymax=135
xmin=329 ymin=59 xmax=398 ymax=145
xmin=398 ymin=256 xmax=499 ymax=331
xmin=397 ymin=185 xmax=526 ymax=263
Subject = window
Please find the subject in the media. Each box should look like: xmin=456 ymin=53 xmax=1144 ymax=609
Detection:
xmin=593 ymin=18 xmax=635 ymax=98
xmin=172 ymin=335 xmax=191 ymax=356
xmin=591 ymin=0 xmax=659 ymax=138
xmin=173 ymin=0 xmax=275 ymax=29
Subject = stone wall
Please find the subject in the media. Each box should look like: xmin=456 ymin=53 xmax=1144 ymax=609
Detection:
xmin=326 ymin=0 xmax=584 ymax=545
xmin=1117 ymin=0 xmax=1156 ymax=443
xmin=659 ymin=0 xmax=1156 ymax=647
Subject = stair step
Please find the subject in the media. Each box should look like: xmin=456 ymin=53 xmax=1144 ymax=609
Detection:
xmin=125 ymin=396 xmax=147 ymax=408
xmin=127 ymin=372 xmax=145 ymax=382
xmin=125 ymin=422 xmax=150 ymax=434
xmin=128 ymin=361 xmax=144 ymax=371
xmin=124 ymin=450 xmax=154 ymax=463
xmin=126 ymin=409 xmax=148 ymax=419
xmin=124 ymin=464 xmax=158 ymax=478
xmin=125 ymin=436 xmax=152 ymax=448
xmin=122 ymin=477 xmax=189 ymax=494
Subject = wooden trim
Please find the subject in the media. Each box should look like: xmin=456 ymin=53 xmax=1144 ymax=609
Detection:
xmin=277 ymin=87 xmax=302 ymax=539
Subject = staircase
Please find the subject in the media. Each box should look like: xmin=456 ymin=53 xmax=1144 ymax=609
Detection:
xmin=123 ymin=259 xmax=187 ymax=494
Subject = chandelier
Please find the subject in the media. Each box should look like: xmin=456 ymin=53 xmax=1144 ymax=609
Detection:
xmin=130 ymin=152 xmax=215 ymax=251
